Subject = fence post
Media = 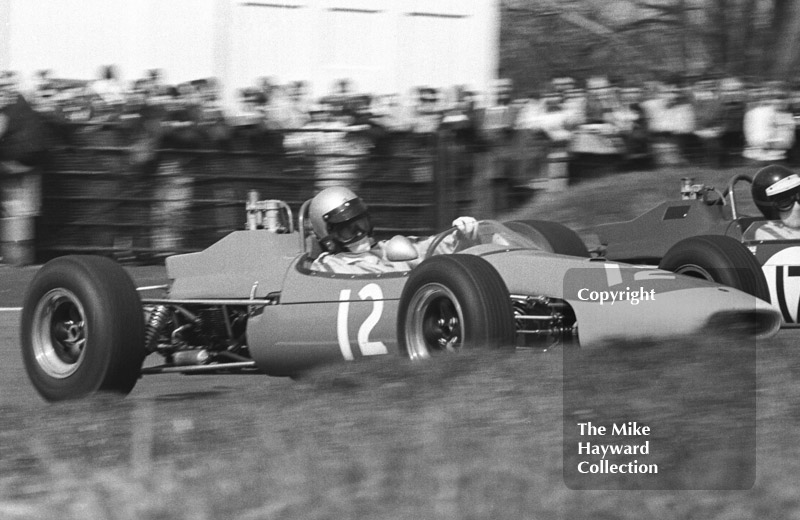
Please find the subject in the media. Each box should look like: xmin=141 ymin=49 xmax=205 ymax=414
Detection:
xmin=470 ymin=149 xmax=496 ymax=219
xmin=151 ymin=154 xmax=193 ymax=255
xmin=0 ymin=166 xmax=40 ymax=266
xmin=434 ymin=131 xmax=455 ymax=230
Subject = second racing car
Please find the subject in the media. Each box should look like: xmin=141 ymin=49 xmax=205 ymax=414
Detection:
xmin=594 ymin=165 xmax=800 ymax=327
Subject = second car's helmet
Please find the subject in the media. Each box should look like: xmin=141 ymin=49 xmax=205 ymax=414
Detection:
xmin=752 ymin=164 xmax=798 ymax=219
xmin=308 ymin=186 xmax=373 ymax=252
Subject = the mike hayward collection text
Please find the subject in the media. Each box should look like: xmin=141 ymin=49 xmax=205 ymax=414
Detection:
xmin=576 ymin=421 xmax=659 ymax=475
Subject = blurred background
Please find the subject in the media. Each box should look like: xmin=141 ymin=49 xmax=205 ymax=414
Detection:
xmin=0 ymin=0 xmax=798 ymax=264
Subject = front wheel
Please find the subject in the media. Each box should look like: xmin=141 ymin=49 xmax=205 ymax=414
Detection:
xmin=658 ymin=235 xmax=770 ymax=301
xmin=397 ymin=255 xmax=516 ymax=359
xmin=20 ymin=255 xmax=146 ymax=401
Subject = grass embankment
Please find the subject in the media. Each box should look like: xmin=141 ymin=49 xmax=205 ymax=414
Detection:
xmin=2 ymin=336 xmax=800 ymax=519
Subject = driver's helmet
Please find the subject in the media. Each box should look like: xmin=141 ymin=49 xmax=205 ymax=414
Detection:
xmin=308 ymin=186 xmax=373 ymax=253
xmin=752 ymin=164 xmax=799 ymax=219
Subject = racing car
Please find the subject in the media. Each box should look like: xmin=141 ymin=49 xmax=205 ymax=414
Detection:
xmin=594 ymin=168 xmax=800 ymax=327
xmin=20 ymin=192 xmax=781 ymax=401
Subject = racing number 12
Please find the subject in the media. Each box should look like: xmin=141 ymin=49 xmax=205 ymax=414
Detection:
xmin=337 ymin=284 xmax=389 ymax=360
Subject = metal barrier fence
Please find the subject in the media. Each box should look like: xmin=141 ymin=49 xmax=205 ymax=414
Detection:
xmin=35 ymin=123 xmax=484 ymax=262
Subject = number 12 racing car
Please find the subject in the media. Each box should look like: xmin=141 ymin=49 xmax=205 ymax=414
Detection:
xmin=20 ymin=192 xmax=781 ymax=401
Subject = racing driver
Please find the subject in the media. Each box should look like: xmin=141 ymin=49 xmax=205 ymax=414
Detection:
xmin=752 ymin=164 xmax=800 ymax=239
xmin=308 ymin=186 xmax=478 ymax=274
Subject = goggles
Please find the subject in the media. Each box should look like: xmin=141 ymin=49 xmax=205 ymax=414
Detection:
xmin=771 ymin=187 xmax=800 ymax=212
xmin=767 ymin=173 xmax=800 ymax=212
xmin=329 ymin=214 xmax=372 ymax=245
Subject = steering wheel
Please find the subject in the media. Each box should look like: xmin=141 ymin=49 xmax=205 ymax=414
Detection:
xmin=424 ymin=226 xmax=457 ymax=260
xmin=424 ymin=225 xmax=482 ymax=259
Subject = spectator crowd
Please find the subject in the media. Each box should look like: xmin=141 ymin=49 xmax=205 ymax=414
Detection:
xmin=3 ymin=64 xmax=800 ymax=265
xmin=2 ymin=66 xmax=799 ymax=184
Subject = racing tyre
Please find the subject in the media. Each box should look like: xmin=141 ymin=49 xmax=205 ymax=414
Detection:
xmin=397 ymin=254 xmax=516 ymax=359
xmin=20 ymin=255 xmax=146 ymax=401
xmin=658 ymin=235 xmax=770 ymax=301
xmin=504 ymin=220 xmax=590 ymax=257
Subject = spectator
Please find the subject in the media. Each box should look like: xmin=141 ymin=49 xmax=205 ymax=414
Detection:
xmin=786 ymin=80 xmax=800 ymax=165
xmin=617 ymin=85 xmax=650 ymax=165
xmin=122 ymin=77 xmax=166 ymax=167
xmin=643 ymin=81 xmax=691 ymax=165
xmin=190 ymin=78 xmax=231 ymax=150
xmin=370 ymin=93 xmax=413 ymax=133
xmin=514 ymin=86 xmax=577 ymax=189
xmin=482 ymin=78 xmax=519 ymax=169
xmin=160 ymin=82 xmax=207 ymax=149
xmin=287 ymin=101 xmax=368 ymax=193
xmin=717 ymin=77 xmax=747 ymax=167
xmin=413 ymin=86 xmax=443 ymax=134
xmin=285 ymin=80 xmax=311 ymax=129
xmin=473 ymin=78 xmax=520 ymax=214
xmin=570 ymin=77 xmax=628 ymax=173
xmin=584 ymin=76 xmax=618 ymax=125
xmin=441 ymin=85 xmax=482 ymax=149
xmin=90 ymin=64 xmax=126 ymax=118
xmin=513 ymin=90 xmax=549 ymax=187
xmin=0 ymin=77 xmax=49 ymax=172
xmin=0 ymin=75 xmax=49 ymax=264
xmin=690 ymin=77 xmax=725 ymax=167
xmin=666 ymin=83 xmax=697 ymax=163
xmin=743 ymin=81 xmax=795 ymax=163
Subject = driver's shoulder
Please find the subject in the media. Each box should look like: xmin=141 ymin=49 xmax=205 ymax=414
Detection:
xmin=753 ymin=220 xmax=800 ymax=239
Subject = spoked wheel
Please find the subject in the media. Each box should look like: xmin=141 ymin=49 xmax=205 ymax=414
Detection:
xmin=398 ymin=255 xmax=516 ymax=359
xmin=405 ymin=282 xmax=465 ymax=359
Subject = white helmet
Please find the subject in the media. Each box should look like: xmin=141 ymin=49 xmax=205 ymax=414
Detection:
xmin=308 ymin=187 xmax=373 ymax=252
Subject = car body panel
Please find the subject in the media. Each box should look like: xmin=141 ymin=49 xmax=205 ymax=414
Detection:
xmin=595 ymin=200 xmax=738 ymax=261
xmin=166 ymin=231 xmax=301 ymax=299
xmin=246 ymin=259 xmax=407 ymax=375
xmin=279 ymin=258 xmax=409 ymax=304
xmin=477 ymin=248 xmax=776 ymax=346
xmin=249 ymin=298 xmax=401 ymax=376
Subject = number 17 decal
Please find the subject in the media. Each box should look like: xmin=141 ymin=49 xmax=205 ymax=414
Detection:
xmin=337 ymin=283 xmax=389 ymax=360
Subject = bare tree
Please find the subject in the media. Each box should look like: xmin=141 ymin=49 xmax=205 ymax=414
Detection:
xmin=499 ymin=0 xmax=800 ymax=90
xmin=770 ymin=0 xmax=800 ymax=78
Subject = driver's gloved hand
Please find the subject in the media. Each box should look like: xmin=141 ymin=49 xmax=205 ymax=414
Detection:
xmin=452 ymin=216 xmax=478 ymax=240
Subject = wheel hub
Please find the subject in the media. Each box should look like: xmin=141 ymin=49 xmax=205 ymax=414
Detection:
xmin=32 ymin=288 xmax=88 ymax=378
xmin=406 ymin=283 xmax=464 ymax=359
xmin=435 ymin=316 xmax=460 ymax=350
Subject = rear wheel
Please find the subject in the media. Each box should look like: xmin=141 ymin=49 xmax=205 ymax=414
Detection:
xmin=658 ymin=235 xmax=769 ymax=301
xmin=20 ymin=255 xmax=145 ymax=401
xmin=504 ymin=220 xmax=589 ymax=257
xmin=397 ymin=255 xmax=515 ymax=359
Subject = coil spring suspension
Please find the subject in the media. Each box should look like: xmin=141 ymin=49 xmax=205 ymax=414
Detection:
xmin=145 ymin=305 xmax=170 ymax=353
